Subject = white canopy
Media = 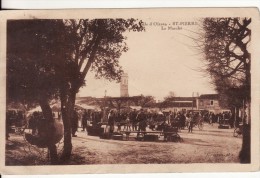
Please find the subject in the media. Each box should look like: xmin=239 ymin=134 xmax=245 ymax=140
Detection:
xmin=26 ymin=106 xmax=42 ymax=116
xmin=76 ymin=103 xmax=100 ymax=111
xmin=129 ymin=106 xmax=142 ymax=110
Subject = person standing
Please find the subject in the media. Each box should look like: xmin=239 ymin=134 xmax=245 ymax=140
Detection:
xmin=172 ymin=112 xmax=181 ymax=129
xmin=71 ymin=109 xmax=78 ymax=137
xmin=108 ymin=110 xmax=115 ymax=134
xmin=186 ymin=114 xmax=193 ymax=133
xmin=180 ymin=112 xmax=186 ymax=130
xmin=209 ymin=112 xmax=213 ymax=125
xmin=82 ymin=110 xmax=88 ymax=131
xmin=130 ymin=109 xmax=138 ymax=131
xmin=167 ymin=111 xmax=173 ymax=125
xmin=116 ymin=111 xmax=122 ymax=132
xmin=136 ymin=109 xmax=147 ymax=137
xmin=30 ymin=112 xmax=39 ymax=135
xmin=124 ymin=113 xmax=131 ymax=131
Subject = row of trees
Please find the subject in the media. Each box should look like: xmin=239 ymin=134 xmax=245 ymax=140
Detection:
xmin=7 ymin=19 xmax=144 ymax=164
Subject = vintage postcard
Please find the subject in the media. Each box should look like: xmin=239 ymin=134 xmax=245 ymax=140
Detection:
xmin=0 ymin=8 xmax=259 ymax=174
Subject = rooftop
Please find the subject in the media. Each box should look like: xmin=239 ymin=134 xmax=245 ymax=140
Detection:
xmin=199 ymin=94 xmax=219 ymax=100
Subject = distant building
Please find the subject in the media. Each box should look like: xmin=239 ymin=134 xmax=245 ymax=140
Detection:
xmin=160 ymin=97 xmax=197 ymax=113
xmin=197 ymin=94 xmax=226 ymax=113
xmin=120 ymin=73 xmax=129 ymax=97
xmin=159 ymin=94 xmax=229 ymax=114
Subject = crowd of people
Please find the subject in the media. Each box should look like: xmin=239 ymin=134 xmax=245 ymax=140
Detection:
xmin=202 ymin=111 xmax=237 ymax=127
xmin=6 ymin=107 xmax=239 ymax=139
xmin=72 ymin=108 xmax=237 ymax=135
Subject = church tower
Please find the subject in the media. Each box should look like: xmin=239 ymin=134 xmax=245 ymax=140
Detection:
xmin=120 ymin=73 xmax=129 ymax=97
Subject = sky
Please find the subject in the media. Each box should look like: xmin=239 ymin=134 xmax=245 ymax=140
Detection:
xmin=78 ymin=18 xmax=216 ymax=101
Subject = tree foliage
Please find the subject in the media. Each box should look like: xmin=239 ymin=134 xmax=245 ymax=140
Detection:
xmin=163 ymin=91 xmax=176 ymax=102
xmin=200 ymin=18 xmax=251 ymax=108
xmin=7 ymin=20 xmax=63 ymax=104
xmin=7 ymin=19 xmax=144 ymax=101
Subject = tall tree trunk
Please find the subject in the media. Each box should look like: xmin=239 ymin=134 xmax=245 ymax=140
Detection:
xmin=60 ymin=89 xmax=77 ymax=163
xmin=39 ymin=98 xmax=58 ymax=165
xmin=239 ymin=66 xmax=251 ymax=163
xmin=239 ymin=100 xmax=251 ymax=163
xmin=239 ymin=123 xmax=250 ymax=163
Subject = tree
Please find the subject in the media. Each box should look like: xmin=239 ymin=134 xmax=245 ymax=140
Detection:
xmin=7 ymin=20 xmax=65 ymax=164
xmin=135 ymin=95 xmax=156 ymax=107
xmin=199 ymin=17 xmax=251 ymax=163
xmin=7 ymin=19 xmax=145 ymax=163
xmin=163 ymin=91 xmax=176 ymax=101
xmin=55 ymin=19 xmax=144 ymax=162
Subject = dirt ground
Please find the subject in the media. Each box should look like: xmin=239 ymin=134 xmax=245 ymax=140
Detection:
xmin=5 ymin=123 xmax=242 ymax=165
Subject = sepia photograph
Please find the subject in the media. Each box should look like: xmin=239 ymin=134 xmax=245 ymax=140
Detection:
xmin=1 ymin=8 xmax=260 ymax=174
